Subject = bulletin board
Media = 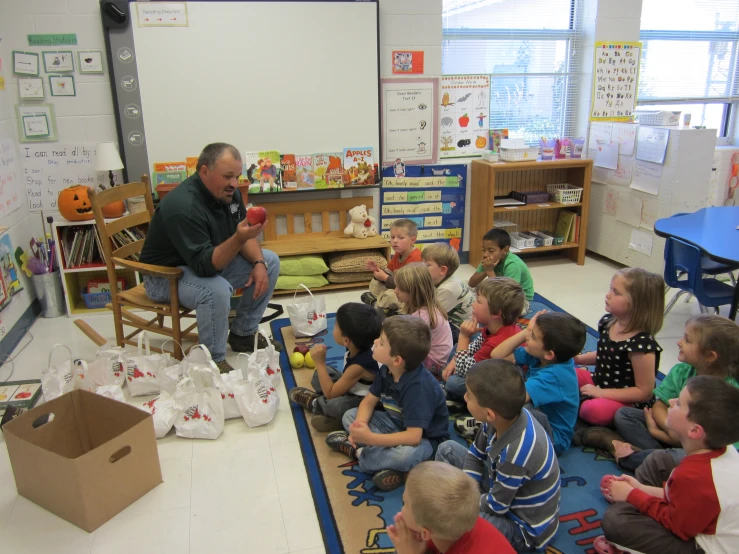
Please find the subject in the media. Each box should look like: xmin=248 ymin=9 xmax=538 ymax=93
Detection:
xmin=590 ymin=42 xmax=641 ymax=121
xmin=380 ymin=164 xmax=466 ymax=251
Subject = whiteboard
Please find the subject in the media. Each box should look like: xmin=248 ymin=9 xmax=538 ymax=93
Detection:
xmin=129 ymin=1 xmax=380 ymax=174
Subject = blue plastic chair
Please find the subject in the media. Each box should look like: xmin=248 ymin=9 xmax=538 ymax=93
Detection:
xmin=663 ymin=237 xmax=736 ymax=315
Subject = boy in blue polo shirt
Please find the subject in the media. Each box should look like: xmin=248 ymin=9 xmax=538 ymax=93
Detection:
xmin=326 ymin=316 xmax=450 ymax=492
xmin=490 ymin=311 xmax=585 ymax=455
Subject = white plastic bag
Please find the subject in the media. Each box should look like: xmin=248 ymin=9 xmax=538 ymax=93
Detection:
xmin=174 ymin=377 xmax=225 ymax=440
xmin=248 ymin=330 xmax=282 ymax=388
xmin=126 ymin=333 xmax=173 ymax=397
xmin=286 ymin=284 xmax=327 ymax=337
xmin=216 ymin=371 xmax=242 ymax=420
xmin=41 ymin=344 xmax=75 ymax=401
xmin=88 ymin=343 xmax=127 ymax=387
xmin=96 ymin=384 xmax=126 ymax=403
xmin=140 ymin=391 xmax=179 ymax=439
xmin=234 ymin=374 xmax=279 ymax=428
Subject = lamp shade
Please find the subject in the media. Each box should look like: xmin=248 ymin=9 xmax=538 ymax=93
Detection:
xmin=95 ymin=142 xmax=124 ymax=171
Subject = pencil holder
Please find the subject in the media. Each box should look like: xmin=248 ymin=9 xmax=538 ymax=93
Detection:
xmin=540 ymin=139 xmax=556 ymax=160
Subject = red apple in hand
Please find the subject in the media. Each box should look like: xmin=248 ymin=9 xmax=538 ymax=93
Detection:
xmin=247 ymin=206 xmax=267 ymax=226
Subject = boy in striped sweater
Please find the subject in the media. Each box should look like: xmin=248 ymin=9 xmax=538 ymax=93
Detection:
xmin=596 ymin=375 xmax=739 ymax=554
xmin=435 ymin=359 xmax=561 ymax=553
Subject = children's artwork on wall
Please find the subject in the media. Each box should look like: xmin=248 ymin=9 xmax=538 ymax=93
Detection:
xmin=12 ymin=51 xmax=39 ymax=76
xmin=590 ymin=42 xmax=641 ymax=121
xmin=18 ymin=78 xmax=44 ymax=100
xmin=438 ymin=75 xmax=490 ymax=159
xmin=15 ymin=104 xmax=58 ymax=143
xmin=0 ymin=234 xmax=24 ymax=314
xmin=77 ymin=50 xmax=104 ymax=73
xmin=49 ymin=75 xmax=76 ymax=97
xmin=42 ymin=51 xmax=74 ymax=73
xmin=380 ymin=164 xmax=466 ymax=252
xmin=0 ymin=139 xmax=23 ymax=218
xmin=391 ymin=50 xmax=424 ymax=74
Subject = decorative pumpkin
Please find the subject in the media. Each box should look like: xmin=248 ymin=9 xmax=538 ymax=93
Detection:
xmin=102 ymin=200 xmax=125 ymax=218
xmin=57 ymin=185 xmax=94 ymax=221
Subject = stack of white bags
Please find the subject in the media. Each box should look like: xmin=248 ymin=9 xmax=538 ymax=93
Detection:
xmin=40 ymin=331 xmax=282 ymax=440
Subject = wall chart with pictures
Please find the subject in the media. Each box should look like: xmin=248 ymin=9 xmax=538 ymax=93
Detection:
xmin=438 ymin=75 xmax=490 ymax=159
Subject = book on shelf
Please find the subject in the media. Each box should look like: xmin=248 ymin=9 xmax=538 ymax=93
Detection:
xmin=555 ymin=211 xmax=576 ymax=243
xmin=61 ymin=224 xmax=146 ymax=269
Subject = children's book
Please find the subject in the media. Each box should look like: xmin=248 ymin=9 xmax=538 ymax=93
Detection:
xmin=295 ymin=155 xmax=315 ymax=189
xmin=280 ymin=154 xmax=297 ymax=190
xmin=153 ymin=161 xmax=186 ymax=173
xmin=489 ymin=129 xmax=509 ymax=152
xmin=154 ymin=170 xmax=186 ymax=186
xmin=243 ymin=151 xmax=261 ymax=186
xmin=186 ymin=157 xmax=198 ymax=176
xmin=314 ymin=153 xmax=342 ymax=189
xmin=343 ymin=147 xmax=375 ymax=186
xmin=255 ymin=150 xmax=281 ymax=193
xmin=555 ymin=211 xmax=577 ymax=243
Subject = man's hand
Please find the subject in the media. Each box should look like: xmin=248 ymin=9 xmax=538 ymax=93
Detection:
xmin=235 ymin=218 xmax=267 ymax=243
xmin=609 ymin=479 xmax=635 ymax=503
xmin=348 ymin=419 xmax=372 ymax=446
xmin=310 ymin=344 xmax=327 ymax=365
xmin=245 ymin=261 xmax=269 ymax=299
xmin=387 ymin=513 xmax=426 ymax=554
xmin=460 ymin=317 xmax=479 ymax=338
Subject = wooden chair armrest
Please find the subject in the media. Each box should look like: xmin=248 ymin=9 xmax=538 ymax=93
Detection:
xmin=112 ymin=257 xmax=183 ymax=280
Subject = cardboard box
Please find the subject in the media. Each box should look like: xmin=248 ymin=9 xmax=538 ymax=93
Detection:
xmin=3 ymin=389 xmax=162 ymax=532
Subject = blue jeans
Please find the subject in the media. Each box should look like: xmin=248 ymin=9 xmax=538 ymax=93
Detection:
xmin=436 ymin=441 xmax=532 ymax=552
xmin=342 ymin=408 xmax=434 ymax=474
xmin=143 ymin=249 xmax=279 ymax=362
xmin=613 ymin=407 xmax=685 ymax=472
xmin=445 ymin=374 xmax=467 ymax=401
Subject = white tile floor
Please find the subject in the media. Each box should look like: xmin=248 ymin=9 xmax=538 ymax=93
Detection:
xmin=0 ymin=254 xmax=720 ymax=553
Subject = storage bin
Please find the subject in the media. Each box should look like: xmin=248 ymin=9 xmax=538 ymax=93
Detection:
xmin=530 ymin=231 xmax=554 ymax=246
xmin=547 ymin=184 xmax=584 ymax=204
xmin=510 ymin=232 xmax=535 ymax=249
xmin=80 ymin=291 xmax=112 ymax=309
xmin=511 ymin=190 xmax=550 ymax=204
xmin=500 ymin=147 xmax=539 ymax=162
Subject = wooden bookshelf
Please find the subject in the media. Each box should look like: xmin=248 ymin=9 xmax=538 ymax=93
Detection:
xmin=470 ymin=158 xmax=593 ymax=267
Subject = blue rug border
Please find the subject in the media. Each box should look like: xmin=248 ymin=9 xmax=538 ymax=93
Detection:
xmin=531 ymin=292 xmax=599 ymax=337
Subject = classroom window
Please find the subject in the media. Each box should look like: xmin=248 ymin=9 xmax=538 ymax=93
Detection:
xmin=638 ymin=0 xmax=739 ymax=136
xmin=442 ymin=0 xmax=582 ymax=144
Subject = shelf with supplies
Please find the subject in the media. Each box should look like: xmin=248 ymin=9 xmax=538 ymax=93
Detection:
xmin=470 ymin=158 xmax=593 ymax=267
xmin=52 ymin=218 xmax=144 ymax=316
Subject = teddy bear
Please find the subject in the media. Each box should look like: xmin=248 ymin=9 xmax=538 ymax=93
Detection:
xmin=344 ymin=205 xmax=378 ymax=239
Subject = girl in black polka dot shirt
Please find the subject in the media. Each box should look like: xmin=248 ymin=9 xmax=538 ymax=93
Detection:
xmin=573 ymin=268 xmax=664 ymax=426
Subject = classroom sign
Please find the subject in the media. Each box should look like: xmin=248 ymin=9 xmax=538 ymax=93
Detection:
xmin=590 ymin=42 xmax=641 ymax=121
xmin=380 ymin=164 xmax=466 ymax=252
xmin=438 ymin=75 xmax=490 ymax=159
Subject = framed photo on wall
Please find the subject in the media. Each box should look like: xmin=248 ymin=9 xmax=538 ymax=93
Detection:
xmin=15 ymin=104 xmax=58 ymax=142
xmin=78 ymin=50 xmax=104 ymax=74
xmin=42 ymin=51 xmax=74 ymax=73
xmin=49 ymin=75 xmax=76 ymax=97
xmin=12 ymin=51 xmax=39 ymax=76
xmin=18 ymin=78 xmax=45 ymax=100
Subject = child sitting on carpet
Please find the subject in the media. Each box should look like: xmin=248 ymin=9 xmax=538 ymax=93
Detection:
xmin=288 ymin=303 xmax=384 ymax=432
xmin=595 ymin=376 xmax=739 ymax=554
xmin=435 ymin=360 xmax=561 ymax=553
xmin=468 ymin=228 xmax=534 ymax=315
xmin=363 ymin=218 xmax=422 ymax=314
xmin=421 ymin=242 xmax=474 ymax=343
xmin=584 ymin=315 xmax=739 ymax=472
xmin=442 ymin=277 xmax=524 ymax=406
xmin=326 ymin=316 xmax=450 ymax=492
xmin=394 ymin=263 xmax=453 ymax=379
xmin=483 ymin=311 xmax=585 ymax=455
xmin=387 ymin=461 xmax=515 ymax=554
xmin=573 ymin=268 xmax=664 ymax=427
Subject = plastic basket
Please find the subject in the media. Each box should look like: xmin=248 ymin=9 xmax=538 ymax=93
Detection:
xmin=500 ymin=147 xmax=539 ymax=162
xmin=547 ymin=184 xmax=583 ymax=204
xmin=510 ymin=232 xmax=535 ymax=249
xmin=530 ymin=231 xmax=554 ymax=246
xmin=80 ymin=291 xmax=112 ymax=309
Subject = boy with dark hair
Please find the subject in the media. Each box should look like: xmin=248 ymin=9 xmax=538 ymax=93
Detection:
xmin=488 ymin=311 xmax=585 ymax=454
xmin=289 ymin=303 xmax=383 ymax=432
xmin=436 ymin=360 xmax=561 ymax=553
xmin=469 ymin=228 xmax=534 ymax=313
xmin=363 ymin=218 xmax=422 ymax=313
xmin=596 ymin=376 xmax=739 ymax=554
xmin=326 ymin=316 xmax=450 ymax=491
xmin=443 ymin=278 xmax=524 ymax=406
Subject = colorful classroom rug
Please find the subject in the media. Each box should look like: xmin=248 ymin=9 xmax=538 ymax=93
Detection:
xmin=272 ymin=293 xmax=618 ymax=554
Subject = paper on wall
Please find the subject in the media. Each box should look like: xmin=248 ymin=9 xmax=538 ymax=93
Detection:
xmin=589 ymin=122 xmax=613 ymax=152
xmin=604 ymin=188 xmax=618 ymax=216
xmin=611 ymin=123 xmax=637 ymax=156
xmin=640 ymin=197 xmax=659 ymax=230
xmin=629 ymin=229 xmax=654 ymax=256
xmin=630 ymin=160 xmax=662 ymax=195
xmin=616 ymin=191 xmax=642 ymax=228
xmin=635 ymin=126 xmax=669 ymax=164
xmin=606 ymin=155 xmax=634 ymax=187
xmin=594 ymin=140 xmax=619 ymax=170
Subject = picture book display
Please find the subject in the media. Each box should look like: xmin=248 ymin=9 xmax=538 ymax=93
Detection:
xmin=295 ymin=155 xmax=315 ymax=190
xmin=438 ymin=75 xmax=491 ymax=159
xmin=343 ymin=148 xmax=375 ymax=186
xmin=590 ymin=42 xmax=641 ymax=121
xmin=243 ymin=150 xmax=282 ymax=194
xmin=380 ymin=164 xmax=466 ymax=251
xmin=280 ymin=154 xmax=297 ymax=190
xmin=314 ymin=153 xmax=343 ymax=189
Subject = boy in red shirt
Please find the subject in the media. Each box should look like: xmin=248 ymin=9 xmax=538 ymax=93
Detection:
xmin=596 ymin=375 xmax=739 ymax=554
xmin=387 ymin=461 xmax=515 ymax=554
xmin=363 ymin=218 xmax=422 ymax=314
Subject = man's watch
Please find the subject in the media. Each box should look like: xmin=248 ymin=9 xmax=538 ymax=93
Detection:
xmin=253 ymin=259 xmax=268 ymax=270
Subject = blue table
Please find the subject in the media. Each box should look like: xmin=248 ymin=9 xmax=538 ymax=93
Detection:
xmin=654 ymin=207 xmax=739 ymax=320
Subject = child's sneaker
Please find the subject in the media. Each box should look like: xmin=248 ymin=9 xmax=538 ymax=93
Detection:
xmin=372 ymin=469 xmax=406 ymax=492
xmin=445 ymin=399 xmax=467 ymax=413
xmin=454 ymin=415 xmax=481 ymax=439
xmin=311 ymin=414 xmax=344 ymax=433
xmin=288 ymin=387 xmax=320 ymax=413
xmin=326 ymin=431 xmax=357 ymax=459
xmin=361 ymin=292 xmax=377 ymax=306
xmin=593 ymin=535 xmax=631 ymax=554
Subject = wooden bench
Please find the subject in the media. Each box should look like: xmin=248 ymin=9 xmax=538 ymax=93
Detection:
xmin=260 ymin=195 xmax=391 ymax=294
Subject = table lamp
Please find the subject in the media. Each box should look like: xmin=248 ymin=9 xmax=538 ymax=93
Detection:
xmin=95 ymin=142 xmax=124 ymax=188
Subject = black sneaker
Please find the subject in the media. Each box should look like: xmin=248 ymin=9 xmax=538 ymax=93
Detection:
xmin=228 ymin=331 xmax=283 ymax=353
xmin=325 ymin=431 xmax=357 ymax=459
xmin=372 ymin=469 xmax=406 ymax=491
xmin=454 ymin=415 xmax=481 ymax=439
xmin=288 ymin=387 xmax=320 ymax=412
xmin=445 ymin=399 xmax=467 ymax=413
xmin=361 ymin=292 xmax=377 ymax=306
xmin=215 ymin=359 xmax=236 ymax=374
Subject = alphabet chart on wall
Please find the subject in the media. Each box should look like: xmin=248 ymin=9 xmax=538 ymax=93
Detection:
xmin=380 ymin=164 xmax=466 ymax=251
xmin=590 ymin=42 xmax=641 ymax=121
xmin=438 ymin=75 xmax=490 ymax=159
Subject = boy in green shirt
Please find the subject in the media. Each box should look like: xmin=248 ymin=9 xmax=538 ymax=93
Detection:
xmin=469 ymin=228 xmax=534 ymax=314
